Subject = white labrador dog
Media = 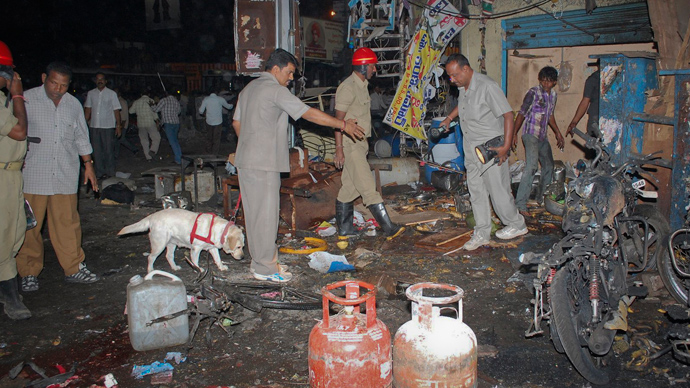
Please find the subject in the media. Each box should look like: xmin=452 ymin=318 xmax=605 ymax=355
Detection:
xmin=118 ymin=209 xmax=244 ymax=273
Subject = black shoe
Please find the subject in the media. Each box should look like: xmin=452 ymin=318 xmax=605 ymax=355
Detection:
xmin=368 ymin=202 xmax=405 ymax=237
xmin=335 ymin=200 xmax=358 ymax=236
xmin=0 ymin=277 xmax=31 ymax=320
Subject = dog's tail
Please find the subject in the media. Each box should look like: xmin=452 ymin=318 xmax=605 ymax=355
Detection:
xmin=118 ymin=217 xmax=152 ymax=236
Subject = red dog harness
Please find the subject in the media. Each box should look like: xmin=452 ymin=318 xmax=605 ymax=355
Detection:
xmin=190 ymin=213 xmax=217 ymax=244
xmin=190 ymin=213 xmax=235 ymax=245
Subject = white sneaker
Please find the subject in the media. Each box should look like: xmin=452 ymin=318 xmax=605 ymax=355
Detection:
xmin=250 ymin=264 xmax=288 ymax=275
xmin=462 ymin=234 xmax=490 ymax=251
xmin=496 ymin=225 xmax=528 ymax=240
xmin=252 ymin=267 xmax=292 ymax=283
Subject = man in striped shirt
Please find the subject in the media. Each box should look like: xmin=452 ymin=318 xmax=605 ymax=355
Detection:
xmin=512 ymin=66 xmax=564 ymax=217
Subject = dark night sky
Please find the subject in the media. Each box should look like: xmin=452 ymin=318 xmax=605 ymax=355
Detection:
xmin=2 ymin=0 xmax=332 ymax=88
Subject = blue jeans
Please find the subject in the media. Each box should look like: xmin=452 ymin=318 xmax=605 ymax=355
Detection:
xmin=515 ymin=134 xmax=554 ymax=211
xmin=163 ymin=123 xmax=181 ymax=163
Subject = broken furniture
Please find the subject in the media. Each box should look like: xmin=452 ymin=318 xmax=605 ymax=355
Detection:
xmin=223 ymin=149 xmax=343 ymax=231
xmin=223 ymin=169 xmax=341 ymax=231
xmin=222 ymin=148 xmax=426 ymax=231
xmin=180 ymin=154 xmax=229 ymax=210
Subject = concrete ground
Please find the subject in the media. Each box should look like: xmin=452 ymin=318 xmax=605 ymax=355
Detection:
xmin=1 ymin=128 xmax=688 ymax=387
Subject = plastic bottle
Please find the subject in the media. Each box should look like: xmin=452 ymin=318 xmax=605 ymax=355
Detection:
xmin=127 ymin=270 xmax=189 ymax=351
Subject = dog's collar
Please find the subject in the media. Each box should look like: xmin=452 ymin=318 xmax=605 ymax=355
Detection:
xmin=220 ymin=219 xmax=235 ymax=246
xmin=190 ymin=213 xmax=217 ymax=244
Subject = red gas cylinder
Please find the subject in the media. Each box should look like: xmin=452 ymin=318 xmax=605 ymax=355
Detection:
xmin=309 ymin=280 xmax=392 ymax=388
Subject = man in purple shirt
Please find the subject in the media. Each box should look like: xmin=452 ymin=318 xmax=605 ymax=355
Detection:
xmin=512 ymin=66 xmax=564 ymax=217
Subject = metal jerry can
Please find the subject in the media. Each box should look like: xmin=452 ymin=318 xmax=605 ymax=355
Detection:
xmin=393 ymin=283 xmax=477 ymax=388
xmin=309 ymin=280 xmax=392 ymax=388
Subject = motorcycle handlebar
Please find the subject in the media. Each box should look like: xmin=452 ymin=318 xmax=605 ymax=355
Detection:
xmin=571 ymin=127 xmax=588 ymax=142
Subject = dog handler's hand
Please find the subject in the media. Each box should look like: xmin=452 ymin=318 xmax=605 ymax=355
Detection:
xmin=343 ymin=119 xmax=365 ymax=140
xmin=83 ymin=162 xmax=99 ymax=192
xmin=334 ymin=147 xmax=345 ymax=169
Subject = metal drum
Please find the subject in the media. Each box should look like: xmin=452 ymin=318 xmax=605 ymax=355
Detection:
xmin=309 ymin=280 xmax=392 ymax=388
xmin=393 ymin=282 xmax=477 ymax=387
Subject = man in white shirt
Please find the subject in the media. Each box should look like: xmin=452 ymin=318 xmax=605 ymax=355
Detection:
xmin=199 ymin=89 xmax=232 ymax=155
xmin=17 ymin=61 xmax=101 ymax=293
xmin=84 ymin=72 xmax=121 ymax=179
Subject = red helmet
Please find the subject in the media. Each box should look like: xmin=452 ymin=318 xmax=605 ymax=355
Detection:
xmin=0 ymin=41 xmax=14 ymax=67
xmin=352 ymin=47 xmax=377 ymax=65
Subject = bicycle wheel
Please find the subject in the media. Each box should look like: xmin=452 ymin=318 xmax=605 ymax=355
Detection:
xmin=224 ymin=283 xmax=322 ymax=312
xmin=632 ymin=204 xmax=670 ymax=270
xmin=658 ymin=230 xmax=690 ymax=305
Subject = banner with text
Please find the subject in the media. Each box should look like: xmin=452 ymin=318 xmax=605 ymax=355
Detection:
xmin=303 ymin=18 xmax=345 ymax=62
xmin=383 ymin=0 xmax=467 ymax=139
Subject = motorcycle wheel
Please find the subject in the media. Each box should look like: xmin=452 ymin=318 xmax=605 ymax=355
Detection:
xmin=658 ymin=230 xmax=690 ymax=305
xmin=550 ymin=263 xmax=610 ymax=385
xmin=632 ymin=204 xmax=670 ymax=270
xmin=548 ymin=322 xmax=566 ymax=354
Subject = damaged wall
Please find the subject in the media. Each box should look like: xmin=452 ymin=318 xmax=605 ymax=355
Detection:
xmin=506 ymin=43 xmax=655 ymax=165
xmin=459 ymin=0 xmax=643 ymax=82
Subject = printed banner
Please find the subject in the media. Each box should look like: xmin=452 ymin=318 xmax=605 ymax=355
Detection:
xmin=303 ymin=17 xmax=346 ymax=61
xmin=383 ymin=0 xmax=467 ymax=139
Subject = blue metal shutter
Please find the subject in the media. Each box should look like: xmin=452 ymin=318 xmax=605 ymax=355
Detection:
xmin=503 ymin=2 xmax=653 ymax=50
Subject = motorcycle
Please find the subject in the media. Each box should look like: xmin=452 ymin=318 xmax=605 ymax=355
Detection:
xmin=521 ymin=128 xmax=670 ymax=385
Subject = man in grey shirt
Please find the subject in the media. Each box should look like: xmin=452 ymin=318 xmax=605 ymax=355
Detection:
xmin=440 ymin=54 xmax=527 ymax=251
xmin=233 ymin=49 xmax=364 ymax=282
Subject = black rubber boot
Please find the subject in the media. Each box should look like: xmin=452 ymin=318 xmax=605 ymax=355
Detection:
xmin=335 ymin=200 xmax=358 ymax=236
xmin=368 ymin=202 xmax=404 ymax=237
xmin=0 ymin=277 xmax=31 ymax=320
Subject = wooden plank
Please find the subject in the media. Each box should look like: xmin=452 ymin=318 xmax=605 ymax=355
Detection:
xmin=435 ymin=229 xmax=473 ymax=246
xmin=354 ymin=204 xmax=451 ymax=225
xmin=414 ymin=228 xmax=471 ymax=251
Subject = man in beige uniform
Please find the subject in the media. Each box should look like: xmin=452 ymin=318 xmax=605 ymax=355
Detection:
xmin=334 ymin=47 xmax=403 ymax=237
xmin=0 ymin=40 xmax=31 ymax=320
xmin=233 ymin=49 xmax=364 ymax=283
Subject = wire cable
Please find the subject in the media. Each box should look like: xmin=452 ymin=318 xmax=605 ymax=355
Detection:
xmin=407 ymin=0 xmax=552 ymax=20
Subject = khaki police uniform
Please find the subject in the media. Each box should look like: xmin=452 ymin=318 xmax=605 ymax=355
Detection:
xmin=0 ymin=92 xmax=27 ymax=281
xmin=335 ymin=72 xmax=382 ymax=206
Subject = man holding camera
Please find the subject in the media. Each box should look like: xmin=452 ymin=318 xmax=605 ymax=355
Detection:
xmin=440 ymin=54 xmax=527 ymax=251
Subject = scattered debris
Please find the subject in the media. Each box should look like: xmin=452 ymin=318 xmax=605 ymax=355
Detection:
xmin=316 ymin=221 xmax=337 ymax=237
xmin=308 ymin=251 xmax=355 ymax=273
xmin=279 ymin=237 xmax=328 ymax=254
xmin=9 ymin=361 xmax=77 ymax=387
xmin=131 ymin=361 xmax=174 ymax=379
